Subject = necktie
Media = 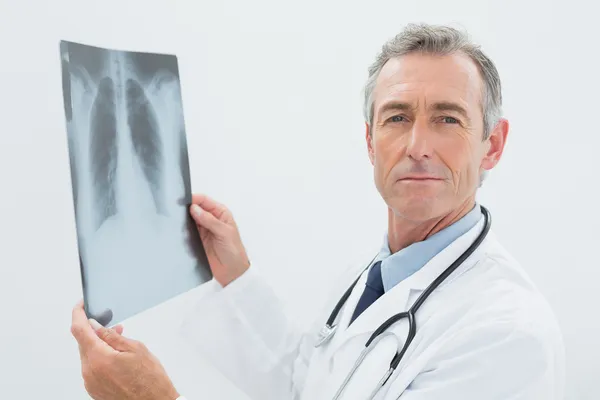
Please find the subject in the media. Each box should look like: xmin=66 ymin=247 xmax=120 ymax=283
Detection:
xmin=349 ymin=260 xmax=384 ymax=324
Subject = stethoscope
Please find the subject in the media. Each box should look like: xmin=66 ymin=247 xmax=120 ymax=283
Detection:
xmin=314 ymin=205 xmax=491 ymax=400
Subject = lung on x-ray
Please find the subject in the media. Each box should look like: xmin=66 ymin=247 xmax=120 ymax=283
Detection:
xmin=59 ymin=40 xmax=212 ymax=326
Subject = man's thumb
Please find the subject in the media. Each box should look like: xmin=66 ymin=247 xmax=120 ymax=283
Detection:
xmin=190 ymin=204 xmax=225 ymax=236
xmin=90 ymin=319 xmax=131 ymax=352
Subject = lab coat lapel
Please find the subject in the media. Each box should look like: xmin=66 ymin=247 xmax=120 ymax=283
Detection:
xmin=328 ymin=216 xmax=487 ymax=355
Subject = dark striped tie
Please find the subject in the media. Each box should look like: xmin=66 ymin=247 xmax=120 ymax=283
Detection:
xmin=349 ymin=260 xmax=384 ymax=324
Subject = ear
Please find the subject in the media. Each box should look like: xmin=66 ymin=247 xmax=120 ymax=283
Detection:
xmin=481 ymin=118 xmax=509 ymax=172
xmin=366 ymin=122 xmax=375 ymax=165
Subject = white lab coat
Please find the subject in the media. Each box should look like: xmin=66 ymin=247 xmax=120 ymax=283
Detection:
xmin=178 ymin=218 xmax=565 ymax=399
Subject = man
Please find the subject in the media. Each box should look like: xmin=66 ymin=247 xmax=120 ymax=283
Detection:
xmin=71 ymin=23 xmax=565 ymax=399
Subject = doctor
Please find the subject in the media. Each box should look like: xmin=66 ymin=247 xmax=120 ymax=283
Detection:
xmin=70 ymin=23 xmax=565 ymax=399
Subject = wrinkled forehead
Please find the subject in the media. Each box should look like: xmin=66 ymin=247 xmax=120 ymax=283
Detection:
xmin=372 ymin=52 xmax=485 ymax=118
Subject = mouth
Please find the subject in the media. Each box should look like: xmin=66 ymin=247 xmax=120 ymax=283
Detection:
xmin=397 ymin=176 xmax=444 ymax=182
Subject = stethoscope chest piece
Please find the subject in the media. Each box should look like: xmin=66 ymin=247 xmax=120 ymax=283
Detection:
xmin=314 ymin=324 xmax=337 ymax=348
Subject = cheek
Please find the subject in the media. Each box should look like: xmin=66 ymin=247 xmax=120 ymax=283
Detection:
xmin=374 ymin=133 xmax=406 ymax=177
xmin=437 ymin=135 xmax=479 ymax=186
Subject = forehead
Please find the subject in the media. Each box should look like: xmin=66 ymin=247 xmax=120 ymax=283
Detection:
xmin=372 ymin=52 xmax=484 ymax=114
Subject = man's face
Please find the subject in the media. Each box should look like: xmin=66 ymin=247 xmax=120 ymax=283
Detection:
xmin=367 ymin=52 xmax=507 ymax=222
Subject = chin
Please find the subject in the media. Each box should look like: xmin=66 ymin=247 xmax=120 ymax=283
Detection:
xmin=385 ymin=192 xmax=447 ymax=223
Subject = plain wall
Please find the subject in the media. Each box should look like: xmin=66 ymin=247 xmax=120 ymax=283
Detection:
xmin=0 ymin=0 xmax=597 ymax=399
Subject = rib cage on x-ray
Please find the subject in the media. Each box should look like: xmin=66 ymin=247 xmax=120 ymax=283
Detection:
xmin=85 ymin=53 xmax=170 ymax=232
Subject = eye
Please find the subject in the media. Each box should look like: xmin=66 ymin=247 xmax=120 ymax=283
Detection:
xmin=441 ymin=116 xmax=459 ymax=124
xmin=388 ymin=115 xmax=407 ymax=123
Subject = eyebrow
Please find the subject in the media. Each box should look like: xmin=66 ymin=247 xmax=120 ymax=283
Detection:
xmin=376 ymin=100 xmax=471 ymax=122
xmin=377 ymin=101 xmax=415 ymax=116
xmin=430 ymin=102 xmax=470 ymax=121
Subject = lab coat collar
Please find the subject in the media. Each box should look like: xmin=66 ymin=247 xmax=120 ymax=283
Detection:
xmin=327 ymin=215 xmax=490 ymax=352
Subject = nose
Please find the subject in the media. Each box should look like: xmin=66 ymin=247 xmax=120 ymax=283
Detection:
xmin=406 ymin=119 xmax=433 ymax=161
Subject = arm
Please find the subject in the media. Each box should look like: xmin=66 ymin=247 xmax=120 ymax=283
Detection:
xmin=177 ymin=194 xmax=324 ymax=400
xmin=179 ymin=267 xmax=314 ymax=400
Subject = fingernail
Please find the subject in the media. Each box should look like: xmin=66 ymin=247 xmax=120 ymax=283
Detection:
xmin=191 ymin=204 xmax=202 ymax=216
xmin=89 ymin=318 xmax=102 ymax=330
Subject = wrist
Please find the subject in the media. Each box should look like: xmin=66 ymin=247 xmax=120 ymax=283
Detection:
xmin=219 ymin=263 xmax=251 ymax=288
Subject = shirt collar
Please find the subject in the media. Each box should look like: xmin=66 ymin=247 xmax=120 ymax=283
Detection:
xmin=376 ymin=204 xmax=482 ymax=291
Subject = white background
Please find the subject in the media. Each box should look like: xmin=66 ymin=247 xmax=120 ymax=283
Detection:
xmin=0 ymin=0 xmax=597 ymax=399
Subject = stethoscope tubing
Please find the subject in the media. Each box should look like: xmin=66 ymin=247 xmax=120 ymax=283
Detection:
xmin=323 ymin=205 xmax=492 ymax=399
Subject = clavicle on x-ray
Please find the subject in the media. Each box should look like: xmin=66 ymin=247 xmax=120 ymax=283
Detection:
xmin=59 ymin=41 xmax=212 ymax=327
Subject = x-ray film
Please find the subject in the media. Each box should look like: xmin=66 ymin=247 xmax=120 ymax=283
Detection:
xmin=59 ymin=40 xmax=212 ymax=326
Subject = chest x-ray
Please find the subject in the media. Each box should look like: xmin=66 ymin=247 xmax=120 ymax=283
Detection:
xmin=59 ymin=40 xmax=212 ymax=326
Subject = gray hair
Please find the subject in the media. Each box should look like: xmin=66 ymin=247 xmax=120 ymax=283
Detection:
xmin=362 ymin=23 xmax=503 ymax=140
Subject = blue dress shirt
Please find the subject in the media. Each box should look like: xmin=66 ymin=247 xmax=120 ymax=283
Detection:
xmin=376 ymin=205 xmax=482 ymax=292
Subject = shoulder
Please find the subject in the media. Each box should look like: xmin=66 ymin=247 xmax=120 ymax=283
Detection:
xmin=479 ymin=233 xmax=561 ymax=327
xmin=429 ymin=232 xmax=566 ymax=393
xmin=454 ymin=232 xmax=564 ymax=341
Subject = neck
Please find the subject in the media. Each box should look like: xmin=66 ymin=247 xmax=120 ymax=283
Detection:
xmin=387 ymin=197 xmax=476 ymax=254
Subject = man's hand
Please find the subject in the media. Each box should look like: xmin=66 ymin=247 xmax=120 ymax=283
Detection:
xmin=70 ymin=300 xmax=180 ymax=400
xmin=189 ymin=193 xmax=250 ymax=287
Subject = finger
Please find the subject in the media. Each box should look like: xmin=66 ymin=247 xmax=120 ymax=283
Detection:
xmin=70 ymin=301 xmax=106 ymax=352
xmin=113 ymin=324 xmax=124 ymax=335
xmin=190 ymin=204 xmax=227 ymax=236
xmin=191 ymin=194 xmax=228 ymax=219
xmin=91 ymin=320 xmax=134 ymax=352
